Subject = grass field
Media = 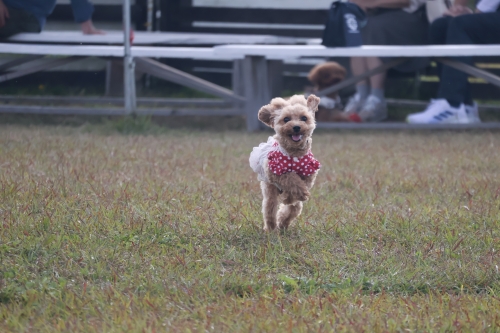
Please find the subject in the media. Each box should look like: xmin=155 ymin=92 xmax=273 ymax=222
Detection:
xmin=1 ymin=121 xmax=500 ymax=332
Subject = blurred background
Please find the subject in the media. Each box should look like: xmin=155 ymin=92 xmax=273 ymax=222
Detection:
xmin=0 ymin=0 xmax=498 ymax=122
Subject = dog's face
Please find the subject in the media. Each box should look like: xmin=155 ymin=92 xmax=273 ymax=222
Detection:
xmin=258 ymin=94 xmax=320 ymax=148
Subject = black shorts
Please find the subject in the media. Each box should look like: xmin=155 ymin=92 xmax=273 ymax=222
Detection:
xmin=361 ymin=8 xmax=430 ymax=72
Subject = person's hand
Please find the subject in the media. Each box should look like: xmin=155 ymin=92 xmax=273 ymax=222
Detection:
xmin=0 ymin=0 xmax=10 ymax=28
xmin=444 ymin=5 xmax=473 ymax=17
xmin=80 ymin=20 xmax=105 ymax=35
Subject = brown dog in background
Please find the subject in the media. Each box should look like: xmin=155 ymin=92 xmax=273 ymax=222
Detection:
xmin=307 ymin=62 xmax=352 ymax=122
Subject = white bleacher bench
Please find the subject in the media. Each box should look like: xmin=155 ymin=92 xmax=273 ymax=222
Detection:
xmin=6 ymin=31 xmax=296 ymax=45
xmin=3 ymin=0 xmax=491 ymax=131
xmin=214 ymin=44 xmax=500 ymax=58
xmin=1 ymin=40 xmax=500 ymax=130
xmin=3 ymin=29 xmax=296 ymax=100
xmin=0 ymin=30 xmax=293 ymax=117
xmin=0 ymin=31 xmax=296 ymax=115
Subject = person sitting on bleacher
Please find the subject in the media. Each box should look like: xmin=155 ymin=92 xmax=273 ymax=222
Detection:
xmin=407 ymin=0 xmax=500 ymax=124
xmin=0 ymin=0 xmax=103 ymax=39
xmin=344 ymin=0 xmax=429 ymax=122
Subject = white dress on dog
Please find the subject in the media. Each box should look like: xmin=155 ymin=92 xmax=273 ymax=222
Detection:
xmin=249 ymin=136 xmax=283 ymax=183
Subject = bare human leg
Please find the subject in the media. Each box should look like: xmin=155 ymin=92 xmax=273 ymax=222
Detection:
xmin=366 ymin=57 xmax=386 ymax=91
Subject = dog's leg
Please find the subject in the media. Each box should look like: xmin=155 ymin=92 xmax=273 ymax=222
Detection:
xmin=277 ymin=172 xmax=317 ymax=229
xmin=277 ymin=201 xmax=303 ymax=230
xmin=261 ymin=181 xmax=280 ymax=231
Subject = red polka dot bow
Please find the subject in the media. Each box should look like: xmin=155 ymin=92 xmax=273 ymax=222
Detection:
xmin=268 ymin=150 xmax=321 ymax=177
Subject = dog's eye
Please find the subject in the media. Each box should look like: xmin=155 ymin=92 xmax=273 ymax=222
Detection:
xmin=283 ymin=117 xmax=290 ymax=123
xmin=301 ymin=116 xmax=308 ymax=122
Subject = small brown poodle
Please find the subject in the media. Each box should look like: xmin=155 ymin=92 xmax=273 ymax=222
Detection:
xmin=307 ymin=62 xmax=355 ymax=122
xmin=249 ymin=94 xmax=321 ymax=231
xmin=308 ymin=61 xmax=346 ymax=92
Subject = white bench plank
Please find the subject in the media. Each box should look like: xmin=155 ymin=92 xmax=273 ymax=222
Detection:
xmin=0 ymin=44 xmax=233 ymax=60
xmin=193 ymin=0 xmax=331 ymax=9
xmin=7 ymin=31 xmax=297 ymax=45
xmin=2 ymin=43 xmax=499 ymax=62
xmin=214 ymin=45 xmax=500 ymax=59
xmin=0 ymin=44 xmax=124 ymax=56
xmin=192 ymin=22 xmax=324 ymax=31
xmin=131 ymin=46 xmax=239 ymax=60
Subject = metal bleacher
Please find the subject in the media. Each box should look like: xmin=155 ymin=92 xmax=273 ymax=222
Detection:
xmin=0 ymin=0 xmax=499 ymax=131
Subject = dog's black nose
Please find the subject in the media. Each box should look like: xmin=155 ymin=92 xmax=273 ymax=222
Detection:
xmin=293 ymin=126 xmax=301 ymax=132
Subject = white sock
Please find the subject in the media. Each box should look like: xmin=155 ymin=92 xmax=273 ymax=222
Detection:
xmin=371 ymin=88 xmax=385 ymax=101
xmin=356 ymin=84 xmax=369 ymax=100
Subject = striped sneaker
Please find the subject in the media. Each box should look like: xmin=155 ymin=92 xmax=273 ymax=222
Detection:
xmin=465 ymin=102 xmax=481 ymax=123
xmin=406 ymin=99 xmax=469 ymax=124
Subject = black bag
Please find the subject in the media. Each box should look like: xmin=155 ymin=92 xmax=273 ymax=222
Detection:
xmin=322 ymin=1 xmax=367 ymax=47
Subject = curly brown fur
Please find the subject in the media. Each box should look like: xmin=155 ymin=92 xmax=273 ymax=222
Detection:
xmin=308 ymin=62 xmax=346 ymax=92
xmin=260 ymin=180 xmax=280 ymax=231
xmin=307 ymin=62 xmax=352 ymax=122
xmin=257 ymin=94 xmax=320 ymax=231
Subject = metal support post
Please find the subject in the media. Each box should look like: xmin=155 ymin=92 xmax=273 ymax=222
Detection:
xmin=242 ymin=56 xmax=270 ymax=132
xmin=123 ymin=0 xmax=136 ymax=114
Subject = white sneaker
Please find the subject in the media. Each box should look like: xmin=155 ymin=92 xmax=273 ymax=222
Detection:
xmin=318 ymin=95 xmax=342 ymax=109
xmin=358 ymin=95 xmax=387 ymax=122
xmin=344 ymin=93 xmax=364 ymax=114
xmin=406 ymin=99 xmax=469 ymax=124
xmin=465 ymin=102 xmax=481 ymax=123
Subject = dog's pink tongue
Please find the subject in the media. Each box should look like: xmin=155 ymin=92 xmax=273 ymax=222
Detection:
xmin=292 ymin=134 xmax=301 ymax=141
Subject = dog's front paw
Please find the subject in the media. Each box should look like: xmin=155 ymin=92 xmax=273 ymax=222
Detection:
xmin=282 ymin=194 xmax=298 ymax=205
xmin=297 ymin=189 xmax=310 ymax=202
xmin=282 ymin=188 xmax=310 ymax=204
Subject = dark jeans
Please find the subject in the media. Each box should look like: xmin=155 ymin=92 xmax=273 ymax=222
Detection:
xmin=429 ymin=12 xmax=500 ymax=107
xmin=0 ymin=7 xmax=40 ymax=40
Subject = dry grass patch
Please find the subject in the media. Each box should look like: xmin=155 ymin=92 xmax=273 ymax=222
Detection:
xmin=1 ymin=125 xmax=500 ymax=332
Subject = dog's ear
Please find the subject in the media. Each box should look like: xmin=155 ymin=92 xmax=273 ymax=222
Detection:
xmin=257 ymin=105 xmax=275 ymax=127
xmin=258 ymin=98 xmax=287 ymax=127
xmin=307 ymin=94 xmax=320 ymax=113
